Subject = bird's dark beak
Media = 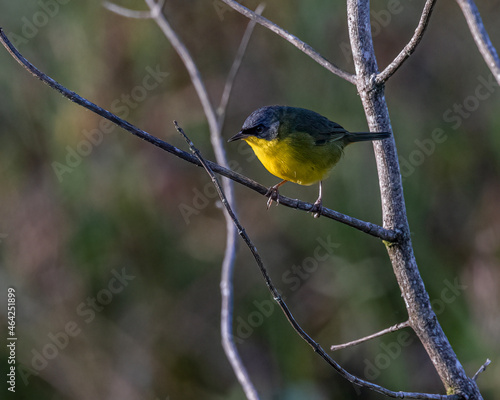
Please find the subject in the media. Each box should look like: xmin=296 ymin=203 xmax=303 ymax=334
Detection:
xmin=228 ymin=130 xmax=249 ymax=142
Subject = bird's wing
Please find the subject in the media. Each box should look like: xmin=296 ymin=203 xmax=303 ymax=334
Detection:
xmin=294 ymin=114 xmax=349 ymax=146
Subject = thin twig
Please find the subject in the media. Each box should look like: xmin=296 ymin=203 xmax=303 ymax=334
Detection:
xmin=376 ymin=0 xmax=437 ymax=85
xmin=455 ymin=0 xmax=500 ymax=85
xmin=218 ymin=0 xmax=356 ymax=85
xmin=472 ymin=359 xmax=491 ymax=382
xmin=217 ymin=3 xmax=265 ymax=127
xmin=103 ymin=0 xmax=165 ymax=19
xmin=331 ymin=321 xmax=410 ymax=351
xmin=142 ymin=0 xmax=221 ymax=152
xmin=0 ymin=28 xmax=400 ymax=243
xmin=174 ymin=122 xmax=461 ymax=400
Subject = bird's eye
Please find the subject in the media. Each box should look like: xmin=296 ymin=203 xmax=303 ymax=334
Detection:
xmin=255 ymin=125 xmax=265 ymax=135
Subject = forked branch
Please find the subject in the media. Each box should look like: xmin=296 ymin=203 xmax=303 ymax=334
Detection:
xmin=347 ymin=0 xmax=484 ymax=397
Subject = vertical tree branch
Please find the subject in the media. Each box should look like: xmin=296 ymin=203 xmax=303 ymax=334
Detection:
xmin=141 ymin=1 xmax=259 ymax=398
xmin=347 ymin=1 xmax=482 ymax=398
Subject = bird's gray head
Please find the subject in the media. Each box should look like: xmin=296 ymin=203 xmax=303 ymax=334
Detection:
xmin=228 ymin=105 xmax=283 ymax=142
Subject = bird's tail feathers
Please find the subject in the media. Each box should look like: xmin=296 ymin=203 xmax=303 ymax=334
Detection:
xmin=346 ymin=131 xmax=391 ymax=143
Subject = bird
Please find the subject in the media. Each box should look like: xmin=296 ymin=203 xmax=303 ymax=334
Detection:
xmin=228 ymin=105 xmax=391 ymax=217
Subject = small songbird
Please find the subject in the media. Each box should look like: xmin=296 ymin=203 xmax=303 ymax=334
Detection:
xmin=228 ymin=105 xmax=391 ymax=217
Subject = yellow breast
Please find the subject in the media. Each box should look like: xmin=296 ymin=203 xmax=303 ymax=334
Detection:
xmin=244 ymin=134 xmax=344 ymax=186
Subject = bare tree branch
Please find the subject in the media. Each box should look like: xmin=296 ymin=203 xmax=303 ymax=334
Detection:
xmin=174 ymin=121 xmax=461 ymax=400
xmin=213 ymin=11 xmax=264 ymax=397
xmin=346 ymin=1 xmax=484 ymax=398
xmin=330 ymin=321 xmax=410 ymax=352
xmin=218 ymin=0 xmax=356 ymax=84
xmin=103 ymin=0 xmax=164 ymax=19
xmin=472 ymin=359 xmax=491 ymax=382
xmin=455 ymin=0 xmax=500 ymax=85
xmin=376 ymin=0 xmax=437 ymax=85
xmin=139 ymin=1 xmax=259 ymax=397
xmin=217 ymin=3 xmax=265 ymax=127
xmin=0 ymin=26 xmax=399 ymax=244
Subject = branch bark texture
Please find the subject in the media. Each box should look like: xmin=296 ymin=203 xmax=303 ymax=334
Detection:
xmin=455 ymin=0 xmax=500 ymax=85
xmin=347 ymin=1 xmax=482 ymax=398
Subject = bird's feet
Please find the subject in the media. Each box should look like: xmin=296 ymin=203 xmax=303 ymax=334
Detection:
xmin=265 ymin=180 xmax=287 ymax=209
xmin=310 ymin=198 xmax=323 ymax=218
xmin=265 ymin=184 xmax=281 ymax=209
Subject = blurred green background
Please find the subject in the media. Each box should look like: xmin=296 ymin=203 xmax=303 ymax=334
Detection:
xmin=1 ymin=0 xmax=499 ymax=399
